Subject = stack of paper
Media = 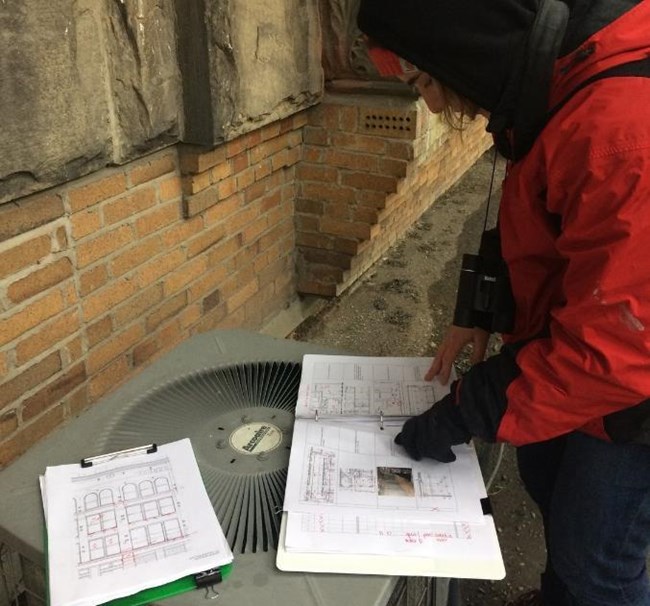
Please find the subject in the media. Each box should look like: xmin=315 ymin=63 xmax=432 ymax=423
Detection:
xmin=40 ymin=438 xmax=233 ymax=606
xmin=277 ymin=354 xmax=505 ymax=579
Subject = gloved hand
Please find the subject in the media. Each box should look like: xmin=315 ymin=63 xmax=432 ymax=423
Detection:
xmin=395 ymin=391 xmax=471 ymax=462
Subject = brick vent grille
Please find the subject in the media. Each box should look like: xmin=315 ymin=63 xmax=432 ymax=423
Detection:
xmin=359 ymin=110 xmax=414 ymax=139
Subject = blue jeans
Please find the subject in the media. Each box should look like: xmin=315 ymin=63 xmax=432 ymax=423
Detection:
xmin=516 ymin=432 xmax=650 ymax=606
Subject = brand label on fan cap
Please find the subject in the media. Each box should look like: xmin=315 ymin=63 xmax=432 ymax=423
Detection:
xmin=230 ymin=422 xmax=282 ymax=455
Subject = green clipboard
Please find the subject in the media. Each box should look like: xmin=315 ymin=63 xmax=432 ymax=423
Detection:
xmin=45 ymin=525 xmax=233 ymax=606
xmin=100 ymin=564 xmax=234 ymax=606
xmin=43 ymin=444 xmax=234 ymax=606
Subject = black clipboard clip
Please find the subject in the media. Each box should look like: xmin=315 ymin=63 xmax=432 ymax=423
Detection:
xmin=194 ymin=568 xmax=225 ymax=600
xmin=80 ymin=444 xmax=158 ymax=468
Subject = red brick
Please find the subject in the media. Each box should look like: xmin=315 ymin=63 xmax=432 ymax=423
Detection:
xmin=0 ymin=193 xmax=65 ymax=243
xmin=82 ymin=277 xmax=139 ymax=321
xmin=137 ymin=248 xmax=186 ymax=288
xmin=241 ymin=216 xmax=268 ymax=245
xmin=0 ymin=290 xmax=65 ymax=347
xmin=110 ymin=235 xmax=163 ymax=277
xmin=207 ymin=237 xmax=240 ymax=266
xmin=163 ymin=256 xmax=207 ymax=296
xmin=129 ymin=153 xmax=176 ymax=187
xmin=179 ymin=145 xmax=226 ymax=174
xmin=0 ymin=410 xmax=18 ymax=440
xmin=183 ymin=184 xmax=219 ymax=217
xmin=86 ymin=316 xmax=113 ymax=347
xmin=0 ymin=352 xmax=62 ymax=409
xmin=297 ymin=164 xmax=338 ymax=183
xmin=320 ymin=216 xmax=371 ymax=240
xmin=75 ymin=224 xmax=134 ymax=268
xmin=331 ymin=132 xmax=387 ymax=154
xmin=161 ymin=215 xmax=204 ymax=248
xmin=236 ymin=167 xmax=255 ymax=190
xmin=302 ymin=182 xmax=356 ymax=205
xmin=159 ymin=175 xmax=183 ymax=202
xmin=15 ymin=309 xmax=80 ymax=366
xmin=261 ymin=121 xmax=282 ymax=141
xmin=181 ymin=171 xmax=211 ymax=196
xmin=303 ymin=126 xmax=329 ymax=146
xmin=135 ymin=202 xmax=180 ymax=237
xmin=187 ymin=225 xmax=226 ymax=258
xmin=87 ymin=324 xmax=144 ymax=374
xmin=249 ymin=133 xmax=293 ymax=164
xmin=89 ymin=356 xmax=130 ymax=400
xmin=67 ymin=173 xmax=127 ymax=212
xmin=146 ymin=292 xmax=187 ymax=331
xmin=70 ymin=209 xmax=102 ymax=240
xmin=103 ymin=187 xmax=157 ymax=225
xmin=341 ymin=172 xmax=399 ymax=193
xmin=21 ymin=363 xmax=86 ymax=421
xmin=7 ymin=257 xmax=73 ymax=304
xmin=217 ymin=176 xmax=237 ymax=200
xmin=209 ymin=162 xmax=232 ymax=183
xmin=79 ymin=263 xmax=109 ymax=296
xmin=113 ymin=283 xmax=164 ymax=327
xmin=323 ymin=149 xmax=378 ymax=172
xmin=0 ymin=235 xmax=51 ymax=279
xmin=226 ymin=279 xmax=258 ymax=313
xmin=202 ymin=194 xmax=243 ymax=226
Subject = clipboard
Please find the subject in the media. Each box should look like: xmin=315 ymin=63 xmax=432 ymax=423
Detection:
xmin=41 ymin=441 xmax=234 ymax=606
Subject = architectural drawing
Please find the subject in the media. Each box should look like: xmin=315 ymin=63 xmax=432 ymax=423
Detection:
xmin=72 ymin=456 xmax=189 ymax=579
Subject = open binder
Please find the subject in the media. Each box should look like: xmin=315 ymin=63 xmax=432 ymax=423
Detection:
xmin=40 ymin=439 xmax=233 ymax=606
xmin=277 ymin=354 xmax=505 ymax=579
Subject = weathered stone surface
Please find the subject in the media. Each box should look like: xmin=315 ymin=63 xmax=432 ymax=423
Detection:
xmin=1 ymin=0 xmax=322 ymax=204
xmin=0 ymin=0 xmax=181 ymax=204
xmin=177 ymin=0 xmax=324 ymax=146
xmin=104 ymin=0 xmax=182 ymax=162
xmin=0 ymin=1 xmax=111 ymax=204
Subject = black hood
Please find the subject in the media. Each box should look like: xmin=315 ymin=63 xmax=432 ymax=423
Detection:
xmin=358 ymin=0 xmax=640 ymax=160
xmin=357 ymin=0 xmax=543 ymax=113
xmin=358 ymin=0 xmax=570 ymax=160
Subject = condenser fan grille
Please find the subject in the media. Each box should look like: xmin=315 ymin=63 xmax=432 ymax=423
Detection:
xmin=102 ymin=361 xmax=302 ymax=554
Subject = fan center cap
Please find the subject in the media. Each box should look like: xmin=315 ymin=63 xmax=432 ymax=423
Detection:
xmin=229 ymin=421 xmax=282 ymax=455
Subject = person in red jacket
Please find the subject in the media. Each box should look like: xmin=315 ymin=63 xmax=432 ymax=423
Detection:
xmin=358 ymin=0 xmax=650 ymax=605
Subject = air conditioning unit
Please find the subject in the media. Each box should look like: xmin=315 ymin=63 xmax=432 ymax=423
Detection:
xmin=0 ymin=329 xmax=460 ymax=606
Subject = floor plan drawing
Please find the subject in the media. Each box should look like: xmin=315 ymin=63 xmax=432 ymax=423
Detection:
xmin=296 ymin=355 xmax=446 ymax=419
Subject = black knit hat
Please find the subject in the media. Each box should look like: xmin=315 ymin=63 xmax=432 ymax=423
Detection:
xmin=358 ymin=0 xmax=570 ymax=160
xmin=358 ymin=0 xmax=540 ymax=113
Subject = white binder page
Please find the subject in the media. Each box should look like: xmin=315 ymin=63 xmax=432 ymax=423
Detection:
xmin=284 ymin=510 xmax=498 ymax=558
xmin=41 ymin=438 xmax=233 ymax=606
xmin=295 ymin=354 xmax=451 ymax=419
xmin=284 ymin=421 xmax=486 ymax=524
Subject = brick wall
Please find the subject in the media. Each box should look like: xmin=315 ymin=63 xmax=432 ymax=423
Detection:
xmin=296 ymin=94 xmax=492 ymax=295
xmin=0 ymin=115 xmax=304 ymax=469
xmin=0 ymin=99 xmax=491 ymax=470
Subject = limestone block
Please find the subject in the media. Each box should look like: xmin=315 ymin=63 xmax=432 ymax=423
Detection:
xmin=177 ymin=0 xmax=324 ymax=146
xmin=0 ymin=0 xmax=181 ymax=204
xmin=0 ymin=1 xmax=111 ymax=204
xmin=104 ymin=0 xmax=182 ymax=161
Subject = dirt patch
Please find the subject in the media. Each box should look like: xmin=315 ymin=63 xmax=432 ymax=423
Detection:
xmin=290 ymin=150 xmax=546 ymax=605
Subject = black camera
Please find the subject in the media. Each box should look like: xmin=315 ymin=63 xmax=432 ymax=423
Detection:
xmin=453 ymin=252 xmax=515 ymax=334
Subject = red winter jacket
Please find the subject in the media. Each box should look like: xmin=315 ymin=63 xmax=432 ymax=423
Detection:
xmin=359 ymin=0 xmax=650 ymax=446
xmin=480 ymin=2 xmax=650 ymax=445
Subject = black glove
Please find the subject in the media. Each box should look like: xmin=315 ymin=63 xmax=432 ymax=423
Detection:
xmin=395 ymin=392 xmax=471 ymax=462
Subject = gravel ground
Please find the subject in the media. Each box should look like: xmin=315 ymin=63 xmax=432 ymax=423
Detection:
xmin=289 ymin=150 xmax=547 ymax=605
